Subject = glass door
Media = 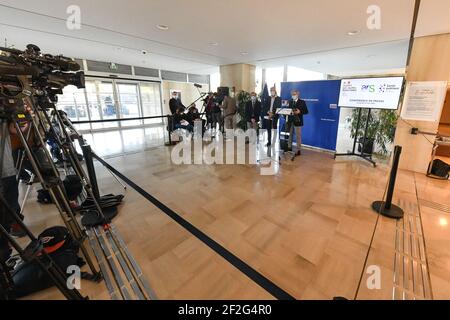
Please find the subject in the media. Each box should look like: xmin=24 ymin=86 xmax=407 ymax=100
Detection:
xmin=98 ymin=81 xmax=119 ymax=129
xmin=139 ymin=82 xmax=163 ymax=125
xmin=116 ymin=83 xmax=142 ymax=127
xmin=57 ymin=77 xmax=164 ymax=132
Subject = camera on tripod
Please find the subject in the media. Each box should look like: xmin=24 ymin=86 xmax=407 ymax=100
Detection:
xmin=0 ymin=44 xmax=85 ymax=117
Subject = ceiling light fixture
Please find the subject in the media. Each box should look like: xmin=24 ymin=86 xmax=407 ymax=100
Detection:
xmin=347 ymin=30 xmax=360 ymax=36
xmin=241 ymin=52 xmax=249 ymax=55
xmin=156 ymin=24 xmax=169 ymax=31
xmin=209 ymin=42 xmax=219 ymax=46
xmin=141 ymin=49 xmax=148 ymax=55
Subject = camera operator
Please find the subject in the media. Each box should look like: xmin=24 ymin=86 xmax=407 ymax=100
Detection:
xmin=211 ymin=93 xmax=222 ymax=133
xmin=1 ymin=123 xmax=26 ymax=263
xmin=10 ymin=119 xmax=35 ymax=183
xmin=203 ymin=92 xmax=214 ymax=130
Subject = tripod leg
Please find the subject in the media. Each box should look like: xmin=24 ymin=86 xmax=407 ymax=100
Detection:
xmin=0 ymin=194 xmax=85 ymax=300
xmin=107 ymin=168 xmax=127 ymax=190
xmin=0 ymin=121 xmax=7 ymax=178
xmin=13 ymin=121 xmax=99 ymax=277
xmin=50 ymin=185 xmax=100 ymax=276
xmin=19 ymin=174 xmax=34 ymax=215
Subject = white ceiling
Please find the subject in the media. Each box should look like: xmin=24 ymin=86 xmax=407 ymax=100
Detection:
xmin=0 ymin=0 xmax=449 ymax=75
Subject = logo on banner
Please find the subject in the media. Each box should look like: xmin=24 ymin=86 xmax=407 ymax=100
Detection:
xmin=361 ymin=84 xmax=375 ymax=93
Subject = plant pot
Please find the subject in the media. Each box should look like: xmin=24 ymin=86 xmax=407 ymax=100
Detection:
xmin=358 ymin=137 xmax=374 ymax=155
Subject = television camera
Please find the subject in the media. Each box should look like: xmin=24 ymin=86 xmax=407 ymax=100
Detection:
xmin=0 ymin=44 xmax=84 ymax=119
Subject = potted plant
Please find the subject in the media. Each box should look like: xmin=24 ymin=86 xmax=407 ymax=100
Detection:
xmin=350 ymin=109 xmax=398 ymax=156
xmin=236 ymin=91 xmax=250 ymax=130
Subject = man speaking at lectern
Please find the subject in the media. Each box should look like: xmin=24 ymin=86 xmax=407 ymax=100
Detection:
xmin=287 ymin=89 xmax=308 ymax=156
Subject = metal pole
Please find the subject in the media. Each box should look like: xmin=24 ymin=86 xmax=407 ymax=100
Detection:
xmin=372 ymin=145 xmax=404 ymax=219
xmin=352 ymin=108 xmax=362 ymax=154
xmin=385 ymin=146 xmax=402 ymax=209
xmin=81 ymin=144 xmax=100 ymax=200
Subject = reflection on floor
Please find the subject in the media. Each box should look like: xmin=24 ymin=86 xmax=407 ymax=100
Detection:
xmin=17 ymin=128 xmax=450 ymax=300
xmin=81 ymin=126 xmax=166 ymax=158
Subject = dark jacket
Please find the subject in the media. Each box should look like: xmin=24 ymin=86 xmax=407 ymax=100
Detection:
xmin=169 ymin=98 xmax=185 ymax=115
xmin=262 ymin=96 xmax=281 ymax=129
xmin=186 ymin=110 xmax=200 ymax=126
xmin=245 ymin=100 xmax=262 ymax=122
xmin=288 ymin=99 xmax=309 ymax=127
xmin=173 ymin=112 xmax=186 ymax=125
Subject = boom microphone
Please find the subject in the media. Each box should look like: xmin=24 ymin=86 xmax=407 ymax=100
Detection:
xmin=194 ymin=83 xmax=202 ymax=88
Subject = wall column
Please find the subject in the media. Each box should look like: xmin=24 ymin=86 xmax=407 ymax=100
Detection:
xmin=394 ymin=33 xmax=450 ymax=173
xmin=220 ymin=63 xmax=256 ymax=93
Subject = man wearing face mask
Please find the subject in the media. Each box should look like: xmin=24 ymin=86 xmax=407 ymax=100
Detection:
xmin=245 ymin=92 xmax=261 ymax=133
xmin=288 ymin=89 xmax=308 ymax=156
xmin=262 ymin=87 xmax=281 ymax=147
xmin=169 ymin=91 xmax=185 ymax=115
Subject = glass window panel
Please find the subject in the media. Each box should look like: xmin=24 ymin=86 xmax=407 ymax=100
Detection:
xmin=255 ymin=67 xmax=263 ymax=93
xmin=287 ymin=66 xmax=325 ymax=82
xmin=140 ymin=82 xmax=162 ymax=125
xmin=86 ymin=80 xmax=118 ymax=130
xmin=265 ymin=67 xmax=284 ymax=96
xmin=210 ymin=72 xmax=220 ymax=93
xmin=56 ymin=85 xmax=90 ymax=130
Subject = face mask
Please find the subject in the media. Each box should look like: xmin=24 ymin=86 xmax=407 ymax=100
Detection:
xmin=292 ymin=95 xmax=298 ymax=100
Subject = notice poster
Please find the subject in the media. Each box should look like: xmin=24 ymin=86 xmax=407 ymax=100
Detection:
xmin=401 ymin=81 xmax=448 ymax=122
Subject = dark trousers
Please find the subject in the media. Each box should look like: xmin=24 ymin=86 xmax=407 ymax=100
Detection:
xmin=12 ymin=149 xmax=32 ymax=180
xmin=264 ymin=117 xmax=278 ymax=144
xmin=0 ymin=176 xmax=21 ymax=262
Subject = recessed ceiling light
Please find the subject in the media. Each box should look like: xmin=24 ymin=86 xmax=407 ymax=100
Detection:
xmin=241 ymin=52 xmax=249 ymax=55
xmin=116 ymin=47 xmax=123 ymax=51
xmin=156 ymin=24 xmax=169 ymax=31
xmin=209 ymin=42 xmax=219 ymax=46
xmin=347 ymin=30 xmax=360 ymax=36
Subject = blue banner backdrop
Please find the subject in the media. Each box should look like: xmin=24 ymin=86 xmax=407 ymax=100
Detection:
xmin=280 ymin=80 xmax=341 ymax=151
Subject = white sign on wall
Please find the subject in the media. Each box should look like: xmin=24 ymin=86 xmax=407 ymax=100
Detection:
xmin=400 ymin=81 xmax=448 ymax=122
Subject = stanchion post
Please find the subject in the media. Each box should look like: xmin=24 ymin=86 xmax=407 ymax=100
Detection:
xmin=165 ymin=114 xmax=176 ymax=146
xmin=81 ymin=144 xmax=100 ymax=200
xmin=372 ymin=145 xmax=404 ymax=219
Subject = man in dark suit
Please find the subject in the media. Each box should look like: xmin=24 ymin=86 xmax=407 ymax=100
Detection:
xmin=262 ymin=87 xmax=282 ymax=146
xmin=287 ymin=89 xmax=309 ymax=155
xmin=245 ymin=92 xmax=261 ymax=132
xmin=169 ymin=91 xmax=185 ymax=115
